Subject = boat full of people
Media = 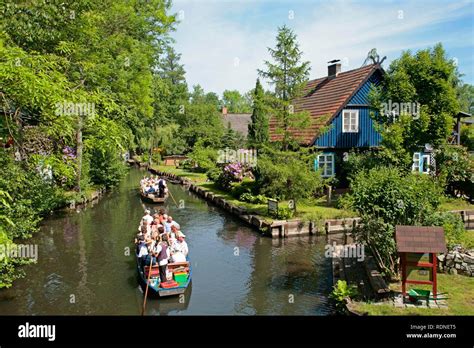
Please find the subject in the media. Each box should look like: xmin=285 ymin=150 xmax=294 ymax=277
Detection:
xmin=139 ymin=176 xmax=168 ymax=203
xmin=135 ymin=209 xmax=191 ymax=297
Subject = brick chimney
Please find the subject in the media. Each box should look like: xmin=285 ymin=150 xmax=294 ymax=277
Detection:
xmin=327 ymin=59 xmax=341 ymax=78
xmin=222 ymin=106 xmax=228 ymax=115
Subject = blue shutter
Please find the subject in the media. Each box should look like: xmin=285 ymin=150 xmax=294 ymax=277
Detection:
xmin=412 ymin=152 xmax=421 ymax=172
xmin=314 ymin=156 xmax=319 ymax=171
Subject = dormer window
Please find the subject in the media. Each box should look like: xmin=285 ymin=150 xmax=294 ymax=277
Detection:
xmin=342 ymin=109 xmax=359 ymax=133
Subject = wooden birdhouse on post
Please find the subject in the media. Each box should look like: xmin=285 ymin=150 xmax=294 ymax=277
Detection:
xmin=395 ymin=226 xmax=447 ymax=300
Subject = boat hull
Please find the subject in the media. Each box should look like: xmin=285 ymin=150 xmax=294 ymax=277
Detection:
xmin=137 ymin=256 xmax=191 ymax=297
xmin=139 ymin=191 xmax=168 ymax=204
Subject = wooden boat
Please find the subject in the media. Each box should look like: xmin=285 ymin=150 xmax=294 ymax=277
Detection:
xmin=137 ymin=255 xmax=192 ymax=297
xmin=139 ymin=190 xmax=168 ymax=203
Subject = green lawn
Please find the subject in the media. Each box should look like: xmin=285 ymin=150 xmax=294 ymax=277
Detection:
xmin=352 ymin=273 xmax=474 ymax=315
xmin=152 ymin=165 xmax=208 ymax=183
xmin=439 ymin=196 xmax=474 ymax=211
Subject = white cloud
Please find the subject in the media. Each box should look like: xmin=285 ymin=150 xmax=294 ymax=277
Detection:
xmin=171 ymin=0 xmax=474 ymax=95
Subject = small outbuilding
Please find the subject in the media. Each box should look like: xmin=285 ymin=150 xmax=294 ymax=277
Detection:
xmin=163 ymin=155 xmax=188 ymax=167
xmin=395 ymin=225 xmax=447 ymax=299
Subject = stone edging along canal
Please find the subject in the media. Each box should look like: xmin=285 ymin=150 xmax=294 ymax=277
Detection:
xmin=141 ymin=164 xmax=360 ymax=239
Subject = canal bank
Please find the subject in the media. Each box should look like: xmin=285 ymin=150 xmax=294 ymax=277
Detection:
xmin=0 ymin=167 xmax=335 ymax=315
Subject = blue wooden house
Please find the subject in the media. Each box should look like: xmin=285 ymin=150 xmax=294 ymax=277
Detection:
xmin=269 ymin=61 xmax=384 ymax=179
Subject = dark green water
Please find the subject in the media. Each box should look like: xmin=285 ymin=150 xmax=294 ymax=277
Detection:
xmin=0 ymin=168 xmax=334 ymax=315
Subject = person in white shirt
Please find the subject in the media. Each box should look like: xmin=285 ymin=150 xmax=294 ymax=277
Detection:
xmin=167 ymin=216 xmax=180 ymax=230
xmin=174 ymin=231 xmax=189 ymax=257
xmin=142 ymin=210 xmax=153 ymax=225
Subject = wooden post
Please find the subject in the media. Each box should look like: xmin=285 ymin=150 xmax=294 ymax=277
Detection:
xmin=401 ymin=253 xmax=407 ymax=297
xmin=326 ymin=185 xmax=332 ymax=205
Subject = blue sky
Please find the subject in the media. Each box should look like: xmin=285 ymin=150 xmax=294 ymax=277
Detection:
xmin=170 ymin=0 xmax=474 ymax=95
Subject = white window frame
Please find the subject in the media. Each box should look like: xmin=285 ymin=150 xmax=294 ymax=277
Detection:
xmin=421 ymin=154 xmax=431 ymax=174
xmin=318 ymin=153 xmax=335 ymax=178
xmin=342 ymin=109 xmax=359 ymax=133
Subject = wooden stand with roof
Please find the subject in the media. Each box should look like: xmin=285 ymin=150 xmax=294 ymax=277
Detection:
xmin=395 ymin=226 xmax=447 ymax=300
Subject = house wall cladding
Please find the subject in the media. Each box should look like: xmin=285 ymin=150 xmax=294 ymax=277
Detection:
xmin=314 ymin=72 xmax=382 ymax=149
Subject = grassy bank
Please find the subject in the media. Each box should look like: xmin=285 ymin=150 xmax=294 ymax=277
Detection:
xmin=352 ymin=273 xmax=474 ymax=315
xmin=61 ymin=185 xmax=105 ymax=207
xmin=439 ymin=196 xmax=474 ymax=211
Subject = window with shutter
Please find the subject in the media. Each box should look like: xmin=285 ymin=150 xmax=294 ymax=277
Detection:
xmin=317 ymin=153 xmax=335 ymax=178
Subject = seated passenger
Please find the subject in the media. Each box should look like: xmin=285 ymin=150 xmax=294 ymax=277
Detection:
xmin=171 ymin=251 xmax=186 ymax=263
xmin=174 ymin=231 xmax=188 ymax=257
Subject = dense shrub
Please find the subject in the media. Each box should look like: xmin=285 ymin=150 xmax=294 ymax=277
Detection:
xmin=255 ymin=151 xmax=324 ymax=201
xmin=422 ymin=212 xmax=466 ymax=248
xmin=435 ymin=145 xmax=474 ymax=200
xmin=230 ymin=179 xmax=256 ymax=198
xmin=272 ymin=207 xmax=294 ymax=220
xmin=206 ymin=167 xmax=221 ymax=182
xmin=354 ymin=218 xmax=398 ymax=277
xmin=30 ymin=152 xmax=77 ymax=188
xmin=348 ymin=166 xmax=443 ymax=226
xmin=0 ymin=150 xmax=63 ymax=239
xmin=215 ymin=162 xmax=244 ymax=190
xmin=341 ymin=150 xmax=391 ymax=181
xmin=460 ymin=124 xmax=474 ymax=151
xmin=84 ymin=117 xmax=131 ymax=188
xmin=239 ymin=193 xmax=268 ymax=204
xmin=329 ymin=280 xmax=358 ymax=311
xmin=87 ymin=146 xmax=127 ymax=188
xmin=187 ymin=144 xmax=218 ymax=173
xmin=0 ymin=151 xmax=63 ymax=288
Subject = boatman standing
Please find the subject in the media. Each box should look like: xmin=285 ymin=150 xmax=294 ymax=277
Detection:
xmin=152 ymin=235 xmax=171 ymax=284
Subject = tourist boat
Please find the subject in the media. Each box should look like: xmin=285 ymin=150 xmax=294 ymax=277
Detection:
xmin=137 ymin=256 xmax=192 ymax=297
xmin=139 ymin=190 xmax=168 ymax=203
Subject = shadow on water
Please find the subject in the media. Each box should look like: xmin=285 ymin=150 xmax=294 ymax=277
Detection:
xmin=0 ymin=167 xmax=335 ymax=315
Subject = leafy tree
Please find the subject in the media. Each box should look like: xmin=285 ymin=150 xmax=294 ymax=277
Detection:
xmin=222 ymin=123 xmax=246 ymax=149
xmin=258 ymin=25 xmax=311 ymax=150
xmin=0 ymin=0 xmax=180 ymax=287
xmin=254 ymin=148 xmax=323 ymax=202
xmin=155 ymin=45 xmax=188 ymax=124
xmin=222 ymin=89 xmax=251 ymax=113
xmin=153 ymin=124 xmax=187 ymax=156
xmin=456 ymin=83 xmax=474 ymax=114
xmin=248 ymin=78 xmax=269 ymax=147
xmin=372 ymin=44 xmax=459 ymax=152
xmin=187 ymin=142 xmax=218 ymax=173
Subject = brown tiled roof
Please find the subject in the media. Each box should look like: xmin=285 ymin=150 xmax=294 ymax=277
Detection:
xmin=222 ymin=113 xmax=252 ymax=137
xmin=395 ymin=226 xmax=447 ymax=253
xmin=269 ymin=64 xmax=381 ymax=145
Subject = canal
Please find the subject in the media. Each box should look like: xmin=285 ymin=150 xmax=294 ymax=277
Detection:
xmin=0 ymin=168 xmax=335 ymax=315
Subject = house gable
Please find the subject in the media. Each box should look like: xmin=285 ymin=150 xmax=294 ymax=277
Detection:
xmin=313 ymin=70 xmax=383 ymax=148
